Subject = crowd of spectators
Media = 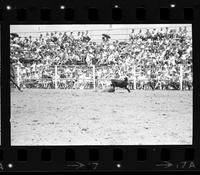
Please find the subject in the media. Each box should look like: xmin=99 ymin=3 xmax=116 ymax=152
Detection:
xmin=10 ymin=26 xmax=192 ymax=90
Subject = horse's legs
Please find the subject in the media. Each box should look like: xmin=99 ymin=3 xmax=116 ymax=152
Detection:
xmin=125 ymin=86 xmax=130 ymax=93
xmin=150 ymin=81 xmax=155 ymax=90
xmin=112 ymin=85 xmax=115 ymax=91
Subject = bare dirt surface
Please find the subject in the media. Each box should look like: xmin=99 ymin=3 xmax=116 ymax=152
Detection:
xmin=11 ymin=89 xmax=192 ymax=145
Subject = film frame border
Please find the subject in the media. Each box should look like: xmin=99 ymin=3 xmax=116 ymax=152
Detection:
xmin=0 ymin=0 xmax=200 ymax=172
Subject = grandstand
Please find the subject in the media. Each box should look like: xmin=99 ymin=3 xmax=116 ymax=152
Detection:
xmin=10 ymin=24 xmax=192 ymax=91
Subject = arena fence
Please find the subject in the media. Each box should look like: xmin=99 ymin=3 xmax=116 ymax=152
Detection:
xmin=12 ymin=64 xmax=192 ymax=91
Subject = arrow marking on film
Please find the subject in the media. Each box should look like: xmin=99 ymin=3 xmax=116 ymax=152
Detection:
xmin=156 ymin=161 xmax=173 ymax=168
xmin=65 ymin=162 xmax=85 ymax=169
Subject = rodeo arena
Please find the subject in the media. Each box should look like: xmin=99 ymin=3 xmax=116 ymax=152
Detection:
xmin=10 ymin=24 xmax=193 ymax=145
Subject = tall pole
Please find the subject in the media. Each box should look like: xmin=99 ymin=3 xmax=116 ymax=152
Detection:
xmin=55 ymin=65 xmax=58 ymax=89
xmin=133 ymin=64 xmax=136 ymax=90
xmin=180 ymin=64 xmax=183 ymax=91
xmin=93 ymin=64 xmax=96 ymax=90
xmin=16 ymin=65 xmax=20 ymax=88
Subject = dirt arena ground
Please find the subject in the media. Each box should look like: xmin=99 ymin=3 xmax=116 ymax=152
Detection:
xmin=11 ymin=89 xmax=192 ymax=145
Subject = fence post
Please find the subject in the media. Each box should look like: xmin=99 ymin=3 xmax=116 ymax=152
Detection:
xmin=16 ymin=65 xmax=20 ymax=88
xmin=92 ymin=64 xmax=96 ymax=90
xmin=55 ymin=65 xmax=58 ymax=89
xmin=180 ymin=64 xmax=183 ymax=91
xmin=133 ymin=64 xmax=136 ymax=90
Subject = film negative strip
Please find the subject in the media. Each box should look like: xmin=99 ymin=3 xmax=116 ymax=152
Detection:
xmin=0 ymin=0 xmax=200 ymax=172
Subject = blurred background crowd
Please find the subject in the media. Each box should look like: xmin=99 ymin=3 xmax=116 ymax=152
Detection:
xmin=10 ymin=26 xmax=192 ymax=90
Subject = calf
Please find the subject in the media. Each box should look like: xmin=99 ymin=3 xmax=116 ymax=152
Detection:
xmin=111 ymin=77 xmax=130 ymax=92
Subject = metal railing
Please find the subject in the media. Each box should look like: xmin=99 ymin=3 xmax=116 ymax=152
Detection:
xmin=12 ymin=64 xmax=192 ymax=91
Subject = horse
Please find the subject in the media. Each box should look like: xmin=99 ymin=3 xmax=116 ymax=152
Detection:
xmin=111 ymin=77 xmax=130 ymax=92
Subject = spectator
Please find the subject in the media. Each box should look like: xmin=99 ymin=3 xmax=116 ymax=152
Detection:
xmin=10 ymin=26 xmax=192 ymax=90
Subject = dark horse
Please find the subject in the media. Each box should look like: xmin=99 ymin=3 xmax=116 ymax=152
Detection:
xmin=111 ymin=77 xmax=130 ymax=92
xmin=10 ymin=63 xmax=22 ymax=92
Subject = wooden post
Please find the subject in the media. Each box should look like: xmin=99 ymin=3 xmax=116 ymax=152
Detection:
xmin=55 ymin=65 xmax=58 ymax=89
xmin=16 ymin=65 xmax=20 ymax=88
xmin=133 ymin=65 xmax=136 ymax=90
xmin=92 ymin=64 xmax=96 ymax=90
xmin=159 ymin=80 xmax=162 ymax=90
xmin=180 ymin=64 xmax=183 ymax=91
xmin=34 ymin=64 xmax=36 ymax=79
